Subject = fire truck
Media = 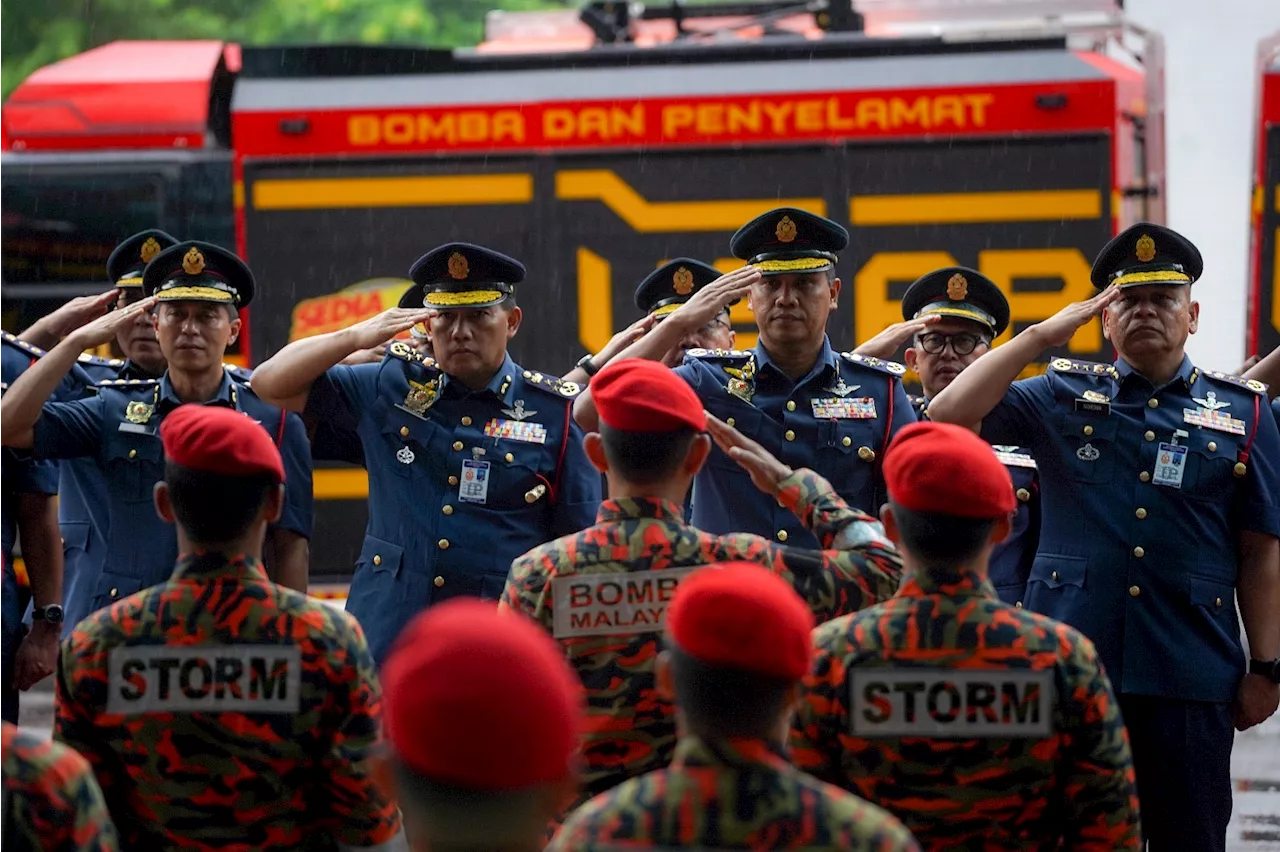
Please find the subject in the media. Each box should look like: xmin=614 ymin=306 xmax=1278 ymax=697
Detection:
xmin=3 ymin=0 xmax=1172 ymax=582
xmin=1250 ymin=31 xmax=1280 ymax=361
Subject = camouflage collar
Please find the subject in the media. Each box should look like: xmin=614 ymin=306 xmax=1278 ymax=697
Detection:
xmin=597 ymin=498 xmax=686 ymax=524
xmin=898 ymin=569 xmax=997 ymax=599
xmin=172 ymin=551 xmax=268 ymax=584
xmin=671 ymin=735 xmax=790 ymax=772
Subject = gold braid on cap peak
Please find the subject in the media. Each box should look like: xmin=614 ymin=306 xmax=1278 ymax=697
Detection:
xmin=156 ymin=285 xmax=235 ymax=303
xmin=1111 ymin=269 xmax=1190 ymax=287
xmin=753 ymin=257 xmax=831 ymax=273
xmin=424 ymin=289 xmax=502 ymax=306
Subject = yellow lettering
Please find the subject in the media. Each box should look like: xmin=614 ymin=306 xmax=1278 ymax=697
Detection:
xmin=826 ymin=97 xmax=856 ymax=131
xmin=963 ymin=93 xmax=994 ymax=127
xmin=492 ymin=110 xmax=524 ymax=143
xmin=889 ymin=97 xmax=930 ymax=129
xmin=348 ymin=115 xmax=380 ymax=146
xmin=417 ymin=113 xmax=456 ymax=144
xmin=613 ymin=105 xmax=644 ymax=139
xmin=383 ymin=114 xmax=415 ymax=145
xmin=979 ymin=249 xmax=1097 ymax=351
xmin=578 ymin=108 xmax=611 ymax=140
xmin=662 ymin=105 xmax=695 ymax=138
xmin=458 ymin=112 xmax=488 ymax=143
xmin=760 ymin=101 xmax=793 ymax=134
xmin=855 ymin=97 xmax=888 ymax=131
xmin=727 ymin=101 xmax=762 ymax=135
xmin=933 ymin=96 xmax=966 ymax=128
xmin=853 ymin=252 xmax=960 ymax=345
xmin=695 ymin=103 xmax=725 ymax=136
xmin=544 ymin=109 xmax=576 ymax=140
xmin=795 ymin=99 xmax=824 ymax=133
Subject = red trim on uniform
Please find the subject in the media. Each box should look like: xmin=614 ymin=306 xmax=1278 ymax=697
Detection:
xmin=551 ymin=403 xmax=572 ymax=503
xmin=275 ymin=409 xmax=287 ymax=445
xmin=879 ymin=377 xmax=895 ymax=476
xmin=1240 ymin=394 xmax=1262 ymax=464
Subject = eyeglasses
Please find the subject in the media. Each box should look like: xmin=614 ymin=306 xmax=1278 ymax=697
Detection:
xmin=917 ymin=332 xmax=988 ymax=356
xmin=698 ymin=317 xmax=731 ymax=334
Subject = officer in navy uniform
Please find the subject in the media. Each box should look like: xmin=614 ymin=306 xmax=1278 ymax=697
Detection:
xmin=631 ymin=259 xmax=738 ymax=368
xmin=574 ymin=209 xmax=916 ymax=548
xmin=927 ymin=223 xmax=1280 ymax=852
xmin=0 ymin=241 xmax=314 ymax=627
xmin=247 ymin=242 xmax=601 ymax=665
xmin=891 ymin=267 xmax=1041 ymax=606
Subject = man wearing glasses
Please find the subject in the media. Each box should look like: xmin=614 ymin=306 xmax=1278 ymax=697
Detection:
xmin=856 ymin=267 xmax=1039 ymax=606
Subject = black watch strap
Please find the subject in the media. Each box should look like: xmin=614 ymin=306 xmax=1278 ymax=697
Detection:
xmin=576 ymin=353 xmax=600 ymax=377
xmin=1249 ymin=658 xmax=1280 ymax=683
xmin=32 ymin=604 xmax=63 ymax=624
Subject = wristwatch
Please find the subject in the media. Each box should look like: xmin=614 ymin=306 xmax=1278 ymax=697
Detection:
xmin=1248 ymin=658 xmax=1280 ymax=683
xmin=575 ymin=353 xmax=600 ymax=377
xmin=32 ymin=604 xmax=64 ymax=625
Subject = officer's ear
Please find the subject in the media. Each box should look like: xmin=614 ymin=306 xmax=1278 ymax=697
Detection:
xmin=153 ymin=481 xmax=176 ymax=525
xmin=1187 ymin=298 xmax=1200 ymax=335
xmin=504 ymin=305 xmax=522 ymax=340
xmin=684 ymin=433 xmax=712 ymax=475
xmin=904 ymin=346 xmax=919 ymax=372
xmin=828 ymin=276 xmax=841 ymax=309
xmin=226 ymin=310 xmax=242 ymax=347
xmin=583 ymin=432 xmax=608 ymax=474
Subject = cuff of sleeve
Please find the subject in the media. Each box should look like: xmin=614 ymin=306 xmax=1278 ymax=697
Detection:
xmin=776 ymin=468 xmax=828 ymax=516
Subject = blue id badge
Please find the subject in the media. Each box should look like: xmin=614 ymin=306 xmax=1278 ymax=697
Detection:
xmin=459 ymin=459 xmax=491 ymax=504
xmin=1153 ymin=442 xmax=1187 ymax=489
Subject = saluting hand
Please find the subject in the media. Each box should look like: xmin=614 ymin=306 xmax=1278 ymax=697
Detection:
xmin=1031 ymin=284 xmax=1121 ymax=348
xmin=705 ymin=413 xmax=793 ymax=494
xmin=345 ymin=308 xmax=437 ymax=352
xmin=667 ymin=265 xmax=760 ymax=331
xmin=593 ymin=314 xmax=660 ymax=369
xmin=66 ymin=295 xmax=158 ymax=349
xmin=18 ymin=289 xmax=122 ymax=350
xmin=854 ymin=315 xmax=941 ymax=360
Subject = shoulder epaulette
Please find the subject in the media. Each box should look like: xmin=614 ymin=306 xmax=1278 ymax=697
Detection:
xmin=909 ymin=394 xmax=927 ymax=408
xmin=223 ymin=363 xmax=253 ymax=382
xmin=387 ymin=340 xmax=437 ymax=369
xmin=77 ymin=352 xmax=125 ymax=368
xmin=94 ymin=378 xmax=159 ymax=389
xmin=521 ymin=369 xmax=581 ymax=399
xmin=1202 ymin=369 xmax=1268 ymax=395
xmin=0 ymin=331 xmax=47 ymax=358
xmin=685 ymin=347 xmax=751 ymax=361
xmin=1048 ymin=357 xmax=1118 ymax=379
xmin=841 ymin=351 xmax=907 ymax=377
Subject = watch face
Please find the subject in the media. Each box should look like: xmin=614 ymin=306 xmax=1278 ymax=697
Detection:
xmin=38 ymin=605 xmax=64 ymax=623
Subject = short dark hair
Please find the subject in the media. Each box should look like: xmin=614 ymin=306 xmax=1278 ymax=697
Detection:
xmin=393 ymin=761 xmax=548 ymax=850
xmin=890 ymin=502 xmax=998 ymax=569
xmin=599 ymin=423 xmax=698 ymax=486
xmin=164 ymin=462 xmax=276 ymax=545
xmin=669 ymin=646 xmax=793 ymax=738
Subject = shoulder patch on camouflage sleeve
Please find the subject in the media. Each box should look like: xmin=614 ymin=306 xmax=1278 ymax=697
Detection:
xmin=1202 ymin=369 xmax=1268 ymax=396
xmin=522 ymin=369 xmax=581 ymax=399
xmin=1049 ymin=357 xmax=1119 ymax=379
xmin=685 ymin=348 xmax=752 ymax=361
xmin=1 ymin=331 xmax=48 ymax=358
xmin=77 ymin=352 xmax=125 ymax=368
xmin=841 ymin=351 xmax=907 ymax=376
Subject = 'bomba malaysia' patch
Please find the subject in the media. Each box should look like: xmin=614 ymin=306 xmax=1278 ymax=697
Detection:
xmin=553 ymin=568 xmax=692 ymax=638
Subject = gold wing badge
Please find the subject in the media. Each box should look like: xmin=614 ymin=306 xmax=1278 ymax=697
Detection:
xmin=724 ymin=359 xmax=756 ymax=404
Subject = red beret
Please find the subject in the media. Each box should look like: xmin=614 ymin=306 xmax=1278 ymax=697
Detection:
xmin=667 ymin=563 xmax=814 ymax=681
xmin=884 ymin=421 xmax=1015 ymax=519
xmin=381 ymin=599 xmax=585 ymax=791
xmin=591 ymin=358 xmax=705 ymax=433
xmin=159 ymin=404 xmax=284 ymax=483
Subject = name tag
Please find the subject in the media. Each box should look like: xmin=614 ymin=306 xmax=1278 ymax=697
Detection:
xmin=458 ymin=459 xmax=490 ymax=504
xmin=1153 ymin=442 xmax=1188 ymax=489
xmin=552 ymin=568 xmax=692 ymax=639
xmin=1073 ymin=398 xmax=1111 ymax=416
xmin=1182 ymin=408 xmax=1246 ymax=435
xmin=107 ymin=644 xmax=301 ymax=714
xmin=850 ymin=669 xmax=1053 ymax=738
xmin=483 ymin=418 xmax=547 ymax=445
xmin=992 ymin=450 xmax=1037 ymax=470
xmin=117 ymin=422 xmax=156 ymax=436
xmin=812 ymin=397 xmax=877 ymax=419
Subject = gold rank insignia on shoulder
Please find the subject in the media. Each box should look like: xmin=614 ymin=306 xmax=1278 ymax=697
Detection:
xmin=140 ymin=237 xmax=161 ymax=263
xmin=447 ymin=252 xmax=469 ymax=280
xmin=403 ymin=377 xmax=439 ymax=415
xmin=125 ymin=401 xmax=154 ymax=424
xmin=557 ymin=380 xmax=580 ymax=397
xmin=1202 ymin=369 xmax=1268 ymax=396
xmin=182 ymin=248 xmax=205 ymax=275
xmin=775 ymin=215 xmax=797 ymax=243
xmin=389 ymin=341 xmax=416 ymax=360
xmin=1135 ymin=234 xmax=1156 ymax=263
xmin=841 ymin=351 xmax=907 ymax=376
xmin=724 ymin=358 xmax=756 ymax=403
xmin=947 ymin=273 xmax=968 ymax=301
xmin=672 ymin=266 xmax=694 ymax=295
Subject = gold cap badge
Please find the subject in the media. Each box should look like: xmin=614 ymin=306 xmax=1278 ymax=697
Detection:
xmin=1135 ymin=234 xmax=1156 ymax=263
xmin=946 ymin=273 xmax=968 ymax=301
xmin=140 ymin=237 xmax=161 ymax=263
xmin=775 ymin=216 xmax=797 ymax=243
xmin=182 ymin=247 xmax=205 ymax=275
xmin=672 ymin=266 xmax=694 ymax=295
xmin=447 ymin=252 xmax=469 ymax=280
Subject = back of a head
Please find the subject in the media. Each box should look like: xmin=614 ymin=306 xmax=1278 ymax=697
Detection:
xmin=159 ymin=404 xmax=284 ymax=546
xmin=665 ymin=563 xmax=814 ymax=739
xmin=381 ymin=599 xmax=585 ymax=850
xmin=883 ymin=421 xmax=1015 ymax=571
xmin=591 ymin=358 xmax=706 ymax=486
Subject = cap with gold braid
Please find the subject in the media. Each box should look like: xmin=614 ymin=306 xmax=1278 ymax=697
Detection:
xmin=406 ymin=242 xmax=525 ymax=311
xmin=633 ymin=257 xmax=731 ymax=318
xmin=106 ymin=229 xmax=179 ymax=289
xmin=1090 ymin=222 xmax=1204 ymax=290
xmin=141 ymin=240 xmax=255 ymax=308
xmin=901 ymin=266 xmax=1010 ymax=336
xmin=729 ymin=207 xmax=848 ymax=276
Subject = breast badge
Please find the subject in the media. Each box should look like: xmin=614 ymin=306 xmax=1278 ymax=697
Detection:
xmin=723 ymin=359 xmax=756 ymax=404
xmin=402 ymin=377 xmax=439 ymax=416
xmin=125 ymin=401 xmax=154 ymax=425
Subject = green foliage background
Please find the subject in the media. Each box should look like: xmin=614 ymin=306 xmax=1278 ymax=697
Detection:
xmin=1 ymin=0 xmax=574 ymax=100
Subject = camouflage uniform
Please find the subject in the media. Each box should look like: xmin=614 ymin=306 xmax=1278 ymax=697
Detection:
xmin=547 ymin=735 xmax=920 ymax=851
xmin=55 ymin=552 xmax=402 ymax=851
xmin=2 ymin=721 xmax=119 ymax=852
xmin=791 ymin=569 xmax=1141 ymax=850
xmin=502 ymin=468 xmax=901 ymax=806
